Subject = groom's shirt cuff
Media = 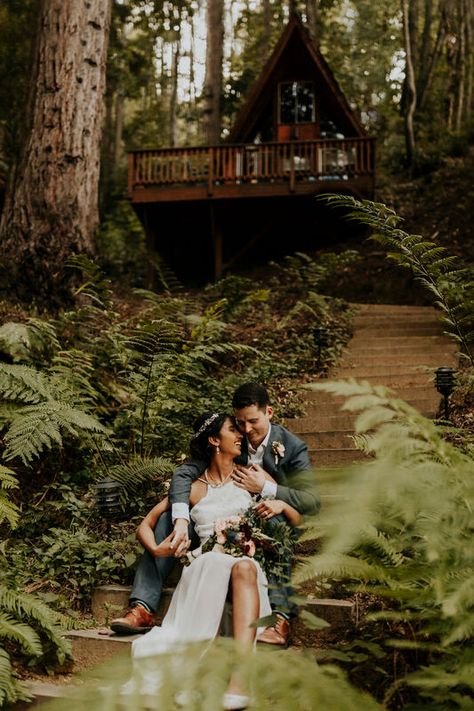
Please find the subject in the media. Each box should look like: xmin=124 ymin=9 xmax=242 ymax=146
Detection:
xmin=261 ymin=481 xmax=277 ymax=499
xmin=172 ymin=503 xmax=190 ymax=522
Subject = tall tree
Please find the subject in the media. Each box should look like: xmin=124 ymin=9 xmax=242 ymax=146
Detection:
xmin=0 ymin=0 xmax=112 ymax=305
xmin=402 ymin=0 xmax=418 ymax=169
xmin=203 ymin=0 xmax=224 ymax=144
xmin=305 ymin=0 xmax=321 ymax=44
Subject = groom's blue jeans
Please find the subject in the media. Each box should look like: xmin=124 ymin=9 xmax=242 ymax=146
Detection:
xmin=129 ymin=510 xmax=295 ymax=616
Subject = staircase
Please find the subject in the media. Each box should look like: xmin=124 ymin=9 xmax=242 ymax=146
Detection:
xmin=288 ymin=304 xmax=458 ymax=496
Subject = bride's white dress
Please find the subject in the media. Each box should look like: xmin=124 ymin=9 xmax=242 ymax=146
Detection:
xmin=131 ymin=481 xmax=271 ymax=662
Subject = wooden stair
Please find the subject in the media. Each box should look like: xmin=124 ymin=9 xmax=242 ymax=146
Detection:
xmin=288 ymin=303 xmax=458 ymax=506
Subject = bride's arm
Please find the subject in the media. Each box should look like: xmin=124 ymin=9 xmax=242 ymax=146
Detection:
xmin=136 ymin=497 xmax=179 ymax=557
xmin=254 ymin=499 xmax=302 ymax=526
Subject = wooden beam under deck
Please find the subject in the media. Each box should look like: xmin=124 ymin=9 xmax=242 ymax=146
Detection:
xmin=130 ymin=175 xmax=374 ymax=204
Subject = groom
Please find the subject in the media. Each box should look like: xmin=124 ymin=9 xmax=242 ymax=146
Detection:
xmin=111 ymin=382 xmax=319 ymax=646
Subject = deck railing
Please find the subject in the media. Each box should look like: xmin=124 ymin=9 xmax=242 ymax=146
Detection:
xmin=128 ymin=137 xmax=376 ymax=195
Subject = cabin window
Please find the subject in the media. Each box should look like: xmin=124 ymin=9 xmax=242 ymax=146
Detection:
xmin=278 ymin=81 xmax=315 ymax=124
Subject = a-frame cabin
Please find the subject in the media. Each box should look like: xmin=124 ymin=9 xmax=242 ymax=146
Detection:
xmin=128 ymin=13 xmax=376 ymax=283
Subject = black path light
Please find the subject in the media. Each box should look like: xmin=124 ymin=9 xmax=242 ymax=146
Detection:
xmin=314 ymin=326 xmax=330 ymax=372
xmin=94 ymin=477 xmax=123 ymax=521
xmin=435 ymin=366 xmax=456 ymax=421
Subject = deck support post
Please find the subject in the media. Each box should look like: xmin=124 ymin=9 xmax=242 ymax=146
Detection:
xmin=143 ymin=208 xmax=157 ymax=289
xmin=210 ymin=203 xmax=223 ymax=281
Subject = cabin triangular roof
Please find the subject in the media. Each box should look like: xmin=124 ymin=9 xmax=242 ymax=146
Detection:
xmin=227 ymin=12 xmax=366 ymax=143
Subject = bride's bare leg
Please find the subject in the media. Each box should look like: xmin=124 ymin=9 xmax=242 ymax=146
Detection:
xmin=226 ymin=561 xmax=259 ymax=701
xmin=231 ymin=560 xmax=259 ymax=644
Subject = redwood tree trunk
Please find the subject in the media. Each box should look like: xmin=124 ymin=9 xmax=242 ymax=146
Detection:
xmin=202 ymin=0 xmax=224 ymax=144
xmin=0 ymin=0 xmax=112 ymax=306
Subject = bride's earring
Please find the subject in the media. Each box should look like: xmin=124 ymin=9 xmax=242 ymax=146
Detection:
xmin=216 ymin=445 xmax=220 ymax=454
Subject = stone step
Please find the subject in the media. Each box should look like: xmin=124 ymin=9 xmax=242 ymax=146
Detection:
xmin=351 ymin=328 xmax=444 ymax=338
xmin=352 ymin=314 xmax=443 ymax=331
xmin=345 ymin=343 xmax=456 ymax=354
xmin=288 ymin=406 xmax=438 ymax=432
xmin=302 ymin=384 xmax=440 ymax=403
xmin=12 ymin=681 xmax=70 ymax=709
xmin=64 ymin=628 xmax=139 ymax=670
xmin=334 ymin=364 xmax=451 ymax=377
xmin=351 ymin=303 xmax=438 ymax=312
xmin=348 ymin=335 xmax=452 ymax=346
xmin=304 ymin=373 xmax=439 ymax=400
xmin=300 ymin=430 xmax=357 ymax=449
xmin=299 ymin=398 xmax=440 ymax=419
xmin=335 ymin=350 xmax=457 ymax=372
xmin=309 ymin=448 xmax=369 ymax=466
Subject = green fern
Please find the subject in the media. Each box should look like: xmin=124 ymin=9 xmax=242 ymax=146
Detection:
xmin=298 ymin=378 xmax=474 ymax=707
xmin=0 ymin=614 xmax=42 ymax=656
xmin=0 ymin=464 xmax=19 ymax=528
xmin=0 ymin=584 xmax=72 ymax=705
xmin=3 ymin=401 xmax=106 ymax=464
xmin=323 ymin=194 xmax=474 ymax=364
xmin=106 ymin=456 xmax=174 ymax=502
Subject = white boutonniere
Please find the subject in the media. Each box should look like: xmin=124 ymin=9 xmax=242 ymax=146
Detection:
xmin=271 ymin=440 xmax=285 ymax=465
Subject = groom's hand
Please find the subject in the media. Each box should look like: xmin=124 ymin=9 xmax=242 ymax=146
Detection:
xmin=170 ymin=518 xmax=190 ymax=556
xmin=232 ymin=464 xmax=266 ymax=493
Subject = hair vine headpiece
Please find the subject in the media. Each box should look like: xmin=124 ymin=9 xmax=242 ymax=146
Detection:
xmin=192 ymin=413 xmax=220 ymax=439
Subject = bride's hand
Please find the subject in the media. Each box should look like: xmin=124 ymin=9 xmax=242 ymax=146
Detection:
xmin=254 ymin=499 xmax=286 ymax=519
xmin=154 ymin=532 xmax=190 ymax=558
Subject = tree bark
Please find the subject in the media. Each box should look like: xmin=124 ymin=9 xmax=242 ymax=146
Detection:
xmin=261 ymin=0 xmax=272 ymax=61
xmin=305 ymin=0 xmax=321 ymax=44
xmin=0 ymin=0 xmax=112 ymax=306
xmin=202 ymin=0 xmax=224 ymax=144
xmin=169 ymin=36 xmax=181 ymax=147
xmin=402 ymin=0 xmax=418 ymax=170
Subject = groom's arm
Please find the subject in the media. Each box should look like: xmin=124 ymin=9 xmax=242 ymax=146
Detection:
xmin=168 ymin=458 xmax=207 ymax=518
xmin=234 ymin=437 xmax=319 ymax=515
xmin=276 ymin=439 xmax=320 ymax=515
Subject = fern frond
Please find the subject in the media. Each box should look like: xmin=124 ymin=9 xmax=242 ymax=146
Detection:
xmin=0 ymin=614 xmax=42 ymax=656
xmin=3 ymin=402 xmax=106 ymax=464
xmin=0 ymin=647 xmax=28 ymax=707
xmin=107 ymin=456 xmax=174 ymax=496
xmin=0 ymin=585 xmax=72 ymax=664
xmin=0 ymin=363 xmax=52 ymax=403
xmin=68 ymin=254 xmax=114 ymax=311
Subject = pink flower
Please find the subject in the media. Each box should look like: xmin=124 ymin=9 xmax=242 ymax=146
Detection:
xmin=214 ymin=515 xmax=242 ymax=535
xmin=214 ymin=518 xmax=228 ymax=535
xmin=216 ymin=531 xmax=227 ymax=544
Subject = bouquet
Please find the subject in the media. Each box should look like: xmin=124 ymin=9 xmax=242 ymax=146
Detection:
xmin=183 ymin=505 xmax=296 ymax=580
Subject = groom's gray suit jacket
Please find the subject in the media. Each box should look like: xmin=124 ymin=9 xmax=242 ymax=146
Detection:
xmin=169 ymin=423 xmax=319 ymax=515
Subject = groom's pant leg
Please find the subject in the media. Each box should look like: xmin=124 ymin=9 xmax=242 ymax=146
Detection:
xmin=130 ymin=510 xmax=196 ymax=613
xmin=265 ymin=514 xmax=297 ymax=618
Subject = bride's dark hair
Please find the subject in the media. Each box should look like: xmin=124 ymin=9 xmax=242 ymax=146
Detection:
xmin=189 ymin=412 xmax=230 ymax=462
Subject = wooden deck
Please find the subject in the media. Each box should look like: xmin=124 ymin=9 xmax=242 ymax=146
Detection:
xmin=128 ymin=137 xmax=376 ymax=203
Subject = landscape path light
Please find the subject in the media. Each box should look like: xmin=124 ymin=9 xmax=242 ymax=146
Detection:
xmin=435 ymin=366 xmax=456 ymax=421
xmin=94 ymin=477 xmax=123 ymax=522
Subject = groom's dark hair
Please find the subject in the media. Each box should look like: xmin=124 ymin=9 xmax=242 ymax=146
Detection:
xmin=232 ymin=382 xmax=270 ymax=410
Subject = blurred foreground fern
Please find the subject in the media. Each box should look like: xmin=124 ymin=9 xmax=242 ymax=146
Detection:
xmin=298 ymin=379 xmax=474 ymax=707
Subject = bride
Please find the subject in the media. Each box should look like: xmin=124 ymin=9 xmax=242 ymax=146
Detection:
xmin=128 ymin=412 xmax=301 ymax=709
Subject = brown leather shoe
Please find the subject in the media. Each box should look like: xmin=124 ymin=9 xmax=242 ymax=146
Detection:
xmin=110 ymin=604 xmax=155 ymax=635
xmin=257 ymin=614 xmax=290 ymax=647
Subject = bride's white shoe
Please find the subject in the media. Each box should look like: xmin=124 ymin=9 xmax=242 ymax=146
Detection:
xmin=222 ymin=692 xmax=251 ymax=710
